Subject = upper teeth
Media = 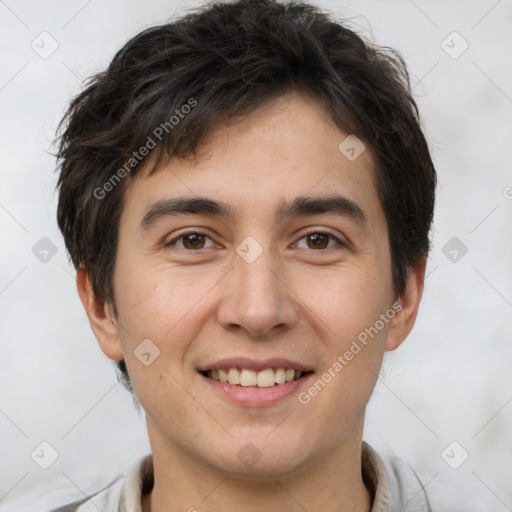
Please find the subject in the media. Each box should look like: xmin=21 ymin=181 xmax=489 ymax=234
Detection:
xmin=208 ymin=368 xmax=302 ymax=387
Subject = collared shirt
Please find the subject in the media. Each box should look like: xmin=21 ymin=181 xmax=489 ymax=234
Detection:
xmin=45 ymin=442 xmax=437 ymax=512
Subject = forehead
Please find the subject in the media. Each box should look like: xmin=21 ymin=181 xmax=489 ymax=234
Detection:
xmin=122 ymin=91 xmax=382 ymax=229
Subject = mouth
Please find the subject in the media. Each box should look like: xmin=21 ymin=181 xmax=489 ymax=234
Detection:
xmin=197 ymin=357 xmax=314 ymax=406
xmin=200 ymin=367 xmax=313 ymax=388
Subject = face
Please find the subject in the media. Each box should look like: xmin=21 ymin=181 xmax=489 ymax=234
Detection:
xmin=80 ymin=90 xmax=423 ymax=479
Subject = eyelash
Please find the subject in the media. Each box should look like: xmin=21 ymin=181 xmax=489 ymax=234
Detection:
xmin=165 ymin=229 xmax=346 ymax=251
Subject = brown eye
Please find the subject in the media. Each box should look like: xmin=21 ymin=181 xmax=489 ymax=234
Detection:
xmin=296 ymin=231 xmax=344 ymax=250
xmin=306 ymin=233 xmax=329 ymax=249
xmin=182 ymin=233 xmax=205 ymax=249
xmin=165 ymin=232 xmax=214 ymax=250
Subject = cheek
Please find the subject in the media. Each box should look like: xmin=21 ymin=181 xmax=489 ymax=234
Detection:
xmin=115 ymin=263 xmax=207 ymax=339
xmin=298 ymin=287 xmax=388 ymax=437
xmin=112 ymin=268 xmax=203 ymax=417
xmin=300 ymin=262 xmax=391 ymax=339
xmin=112 ymin=264 xmax=221 ymax=390
xmin=295 ymin=265 xmax=390 ymax=397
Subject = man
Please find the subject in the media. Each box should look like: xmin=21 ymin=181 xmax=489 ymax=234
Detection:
xmin=52 ymin=0 xmax=440 ymax=510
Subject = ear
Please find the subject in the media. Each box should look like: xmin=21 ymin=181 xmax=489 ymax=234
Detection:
xmin=76 ymin=268 xmax=124 ymax=361
xmin=385 ymin=257 xmax=426 ymax=352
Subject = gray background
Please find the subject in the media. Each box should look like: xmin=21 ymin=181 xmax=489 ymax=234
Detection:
xmin=1 ymin=0 xmax=511 ymax=510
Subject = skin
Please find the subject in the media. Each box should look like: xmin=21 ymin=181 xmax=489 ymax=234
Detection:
xmin=77 ymin=90 xmax=425 ymax=512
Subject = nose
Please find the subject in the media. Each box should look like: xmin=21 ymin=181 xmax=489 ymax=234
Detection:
xmin=215 ymin=244 xmax=298 ymax=338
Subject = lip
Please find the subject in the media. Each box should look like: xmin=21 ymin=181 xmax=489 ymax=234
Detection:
xmin=199 ymin=370 xmax=314 ymax=407
xmin=197 ymin=357 xmax=312 ymax=373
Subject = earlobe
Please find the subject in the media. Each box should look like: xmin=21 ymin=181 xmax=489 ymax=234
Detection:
xmin=76 ymin=269 xmax=124 ymax=361
xmin=385 ymin=257 xmax=426 ymax=352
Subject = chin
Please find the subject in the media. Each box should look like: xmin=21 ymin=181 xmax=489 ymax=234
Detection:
xmin=216 ymin=451 xmax=309 ymax=480
xmin=207 ymin=428 xmax=314 ymax=478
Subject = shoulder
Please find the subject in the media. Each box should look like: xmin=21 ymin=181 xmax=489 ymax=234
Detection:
xmin=362 ymin=441 xmax=431 ymax=511
xmin=46 ymin=475 xmax=124 ymax=511
xmin=43 ymin=454 xmax=153 ymax=512
xmin=363 ymin=442 xmax=466 ymax=512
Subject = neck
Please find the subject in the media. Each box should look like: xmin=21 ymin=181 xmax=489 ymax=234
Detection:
xmin=142 ymin=422 xmax=372 ymax=512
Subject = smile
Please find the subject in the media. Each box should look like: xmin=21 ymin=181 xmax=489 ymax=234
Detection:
xmin=202 ymin=367 xmax=310 ymax=387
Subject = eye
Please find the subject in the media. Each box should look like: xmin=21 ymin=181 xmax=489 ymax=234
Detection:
xmin=295 ymin=230 xmax=345 ymax=250
xmin=165 ymin=231 xmax=215 ymax=250
xmin=164 ymin=230 xmax=345 ymax=251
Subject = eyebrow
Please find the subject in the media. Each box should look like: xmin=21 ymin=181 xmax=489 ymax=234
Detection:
xmin=139 ymin=195 xmax=368 ymax=230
